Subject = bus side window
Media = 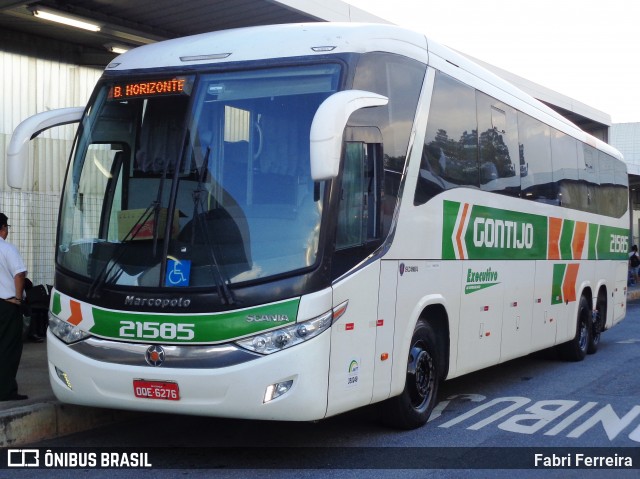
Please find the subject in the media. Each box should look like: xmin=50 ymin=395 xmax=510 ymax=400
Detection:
xmin=551 ymin=130 xmax=579 ymax=209
xmin=476 ymin=92 xmax=520 ymax=197
xmin=519 ymin=112 xmax=554 ymax=203
xmin=415 ymin=71 xmax=478 ymax=206
xmin=579 ymin=144 xmax=599 ymax=213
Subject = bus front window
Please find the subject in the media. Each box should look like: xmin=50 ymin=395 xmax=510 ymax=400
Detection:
xmin=57 ymin=65 xmax=341 ymax=289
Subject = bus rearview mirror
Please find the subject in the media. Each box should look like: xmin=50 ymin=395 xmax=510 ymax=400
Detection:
xmin=309 ymin=90 xmax=388 ymax=181
xmin=6 ymin=107 xmax=84 ymax=189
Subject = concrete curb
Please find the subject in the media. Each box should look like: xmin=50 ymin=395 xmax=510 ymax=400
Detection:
xmin=0 ymin=402 xmax=132 ymax=447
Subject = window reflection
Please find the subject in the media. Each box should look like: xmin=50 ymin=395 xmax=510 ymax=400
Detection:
xmin=414 ymin=71 xmax=627 ymax=219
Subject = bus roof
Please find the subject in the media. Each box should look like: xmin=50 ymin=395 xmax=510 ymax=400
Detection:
xmin=106 ymin=22 xmax=622 ymax=162
xmin=107 ymin=22 xmax=429 ymax=70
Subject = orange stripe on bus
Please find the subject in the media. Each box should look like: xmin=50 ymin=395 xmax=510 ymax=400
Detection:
xmin=572 ymin=221 xmax=588 ymax=259
xmin=456 ymin=203 xmax=470 ymax=260
xmin=548 ymin=217 xmax=562 ymax=260
xmin=68 ymin=300 xmax=83 ymax=326
xmin=562 ymin=264 xmax=580 ymax=303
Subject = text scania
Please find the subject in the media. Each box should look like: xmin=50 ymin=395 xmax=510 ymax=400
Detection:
xmin=473 ymin=217 xmax=534 ymax=249
xmin=246 ymin=314 xmax=289 ymax=323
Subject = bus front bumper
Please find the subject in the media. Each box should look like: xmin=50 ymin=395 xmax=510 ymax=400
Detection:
xmin=47 ymin=329 xmax=331 ymax=421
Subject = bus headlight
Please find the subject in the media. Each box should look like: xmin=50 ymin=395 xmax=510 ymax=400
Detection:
xmin=235 ymin=301 xmax=347 ymax=355
xmin=49 ymin=314 xmax=91 ymax=344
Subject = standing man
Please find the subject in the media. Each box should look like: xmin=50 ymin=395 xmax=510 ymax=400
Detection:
xmin=0 ymin=213 xmax=28 ymax=401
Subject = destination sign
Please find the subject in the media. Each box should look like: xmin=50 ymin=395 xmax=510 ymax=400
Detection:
xmin=108 ymin=78 xmax=188 ymax=100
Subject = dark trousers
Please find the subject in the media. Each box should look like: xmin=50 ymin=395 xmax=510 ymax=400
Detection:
xmin=0 ymin=301 xmax=23 ymax=400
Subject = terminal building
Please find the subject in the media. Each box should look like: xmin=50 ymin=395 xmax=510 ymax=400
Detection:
xmin=1 ymin=0 xmax=637 ymax=283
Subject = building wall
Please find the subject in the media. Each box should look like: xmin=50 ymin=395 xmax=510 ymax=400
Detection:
xmin=611 ymin=123 xmax=640 ymax=176
xmin=611 ymin=123 xmax=640 ymax=246
xmin=0 ymin=50 xmax=101 ymax=285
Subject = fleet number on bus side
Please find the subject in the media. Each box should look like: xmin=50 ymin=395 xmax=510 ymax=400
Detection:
xmin=610 ymin=234 xmax=628 ymax=253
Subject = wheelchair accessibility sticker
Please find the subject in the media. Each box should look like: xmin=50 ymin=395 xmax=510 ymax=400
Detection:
xmin=165 ymin=257 xmax=191 ymax=287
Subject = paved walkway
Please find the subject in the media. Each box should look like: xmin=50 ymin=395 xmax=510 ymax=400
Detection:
xmin=0 ymin=335 xmax=132 ymax=446
xmin=2 ymin=286 xmax=640 ymax=446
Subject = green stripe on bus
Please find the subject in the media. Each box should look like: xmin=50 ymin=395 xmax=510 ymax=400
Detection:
xmin=588 ymin=223 xmax=599 ymax=260
xmin=442 ymin=200 xmax=628 ymax=261
xmin=89 ymin=298 xmax=300 ymax=343
xmin=559 ymin=220 xmax=574 ymax=260
xmin=442 ymin=200 xmax=460 ymax=260
xmin=51 ymin=291 xmax=62 ymax=316
xmin=551 ymin=264 xmax=566 ymax=305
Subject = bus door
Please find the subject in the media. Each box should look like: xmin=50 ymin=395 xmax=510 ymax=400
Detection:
xmin=327 ymin=262 xmax=381 ymax=416
xmin=326 ymin=140 xmax=392 ymax=416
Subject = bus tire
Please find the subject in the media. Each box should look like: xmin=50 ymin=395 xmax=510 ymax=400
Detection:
xmin=588 ymin=293 xmax=606 ymax=354
xmin=380 ymin=321 xmax=440 ymax=429
xmin=560 ymin=295 xmax=591 ymax=361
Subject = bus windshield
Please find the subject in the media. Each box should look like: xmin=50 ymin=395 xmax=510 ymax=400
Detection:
xmin=57 ymin=64 xmax=341 ymax=289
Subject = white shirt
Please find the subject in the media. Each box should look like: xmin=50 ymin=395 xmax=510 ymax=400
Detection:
xmin=0 ymin=236 xmax=27 ymax=299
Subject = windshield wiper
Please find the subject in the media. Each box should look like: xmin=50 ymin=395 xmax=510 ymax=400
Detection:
xmin=151 ymin=159 xmax=168 ymax=257
xmin=87 ymin=201 xmax=160 ymax=299
xmin=88 ymin=154 xmax=172 ymax=298
xmin=190 ymin=147 xmax=234 ymax=305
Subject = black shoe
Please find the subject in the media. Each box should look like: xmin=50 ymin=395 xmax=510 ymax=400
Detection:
xmin=28 ymin=334 xmax=45 ymax=343
xmin=1 ymin=393 xmax=28 ymax=401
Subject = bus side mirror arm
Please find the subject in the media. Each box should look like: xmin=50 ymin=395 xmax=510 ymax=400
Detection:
xmin=309 ymin=90 xmax=388 ymax=181
xmin=6 ymin=107 xmax=84 ymax=189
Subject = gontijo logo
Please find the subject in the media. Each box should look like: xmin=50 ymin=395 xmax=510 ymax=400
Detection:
xmin=442 ymin=200 xmax=628 ymax=261
xmin=444 ymin=201 xmax=546 ymax=260
xmin=473 ymin=217 xmax=534 ymax=250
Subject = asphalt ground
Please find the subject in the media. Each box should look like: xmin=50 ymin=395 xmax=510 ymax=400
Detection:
xmin=2 ymin=286 xmax=639 ymax=447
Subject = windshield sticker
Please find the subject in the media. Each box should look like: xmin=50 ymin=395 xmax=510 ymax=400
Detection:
xmin=165 ymin=258 xmax=191 ymax=287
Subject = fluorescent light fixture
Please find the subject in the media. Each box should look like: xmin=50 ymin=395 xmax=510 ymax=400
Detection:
xmin=30 ymin=6 xmax=101 ymax=32
xmin=105 ymin=43 xmax=129 ymax=54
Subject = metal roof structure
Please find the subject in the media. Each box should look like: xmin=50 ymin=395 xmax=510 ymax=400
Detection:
xmin=0 ymin=0 xmax=386 ymax=65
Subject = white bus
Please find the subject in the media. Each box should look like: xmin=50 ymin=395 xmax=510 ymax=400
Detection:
xmin=8 ymin=23 xmax=629 ymax=429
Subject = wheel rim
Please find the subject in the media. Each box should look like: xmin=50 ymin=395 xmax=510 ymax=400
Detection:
xmin=592 ymin=302 xmax=604 ymax=345
xmin=578 ymin=315 xmax=588 ymax=351
xmin=407 ymin=343 xmax=435 ymax=412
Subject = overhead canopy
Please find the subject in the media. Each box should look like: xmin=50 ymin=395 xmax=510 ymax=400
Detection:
xmin=0 ymin=0 xmax=386 ymax=65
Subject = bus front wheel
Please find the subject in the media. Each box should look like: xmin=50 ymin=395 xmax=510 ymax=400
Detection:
xmin=380 ymin=321 xmax=440 ymax=429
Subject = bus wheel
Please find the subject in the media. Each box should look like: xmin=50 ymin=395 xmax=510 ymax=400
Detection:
xmin=588 ymin=294 xmax=606 ymax=354
xmin=380 ymin=321 xmax=440 ymax=429
xmin=560 ymin=295 xmax=591 ymax=361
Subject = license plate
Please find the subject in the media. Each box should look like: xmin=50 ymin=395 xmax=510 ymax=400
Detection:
xmin=133 ymin=379 xmax=180 ymax=401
